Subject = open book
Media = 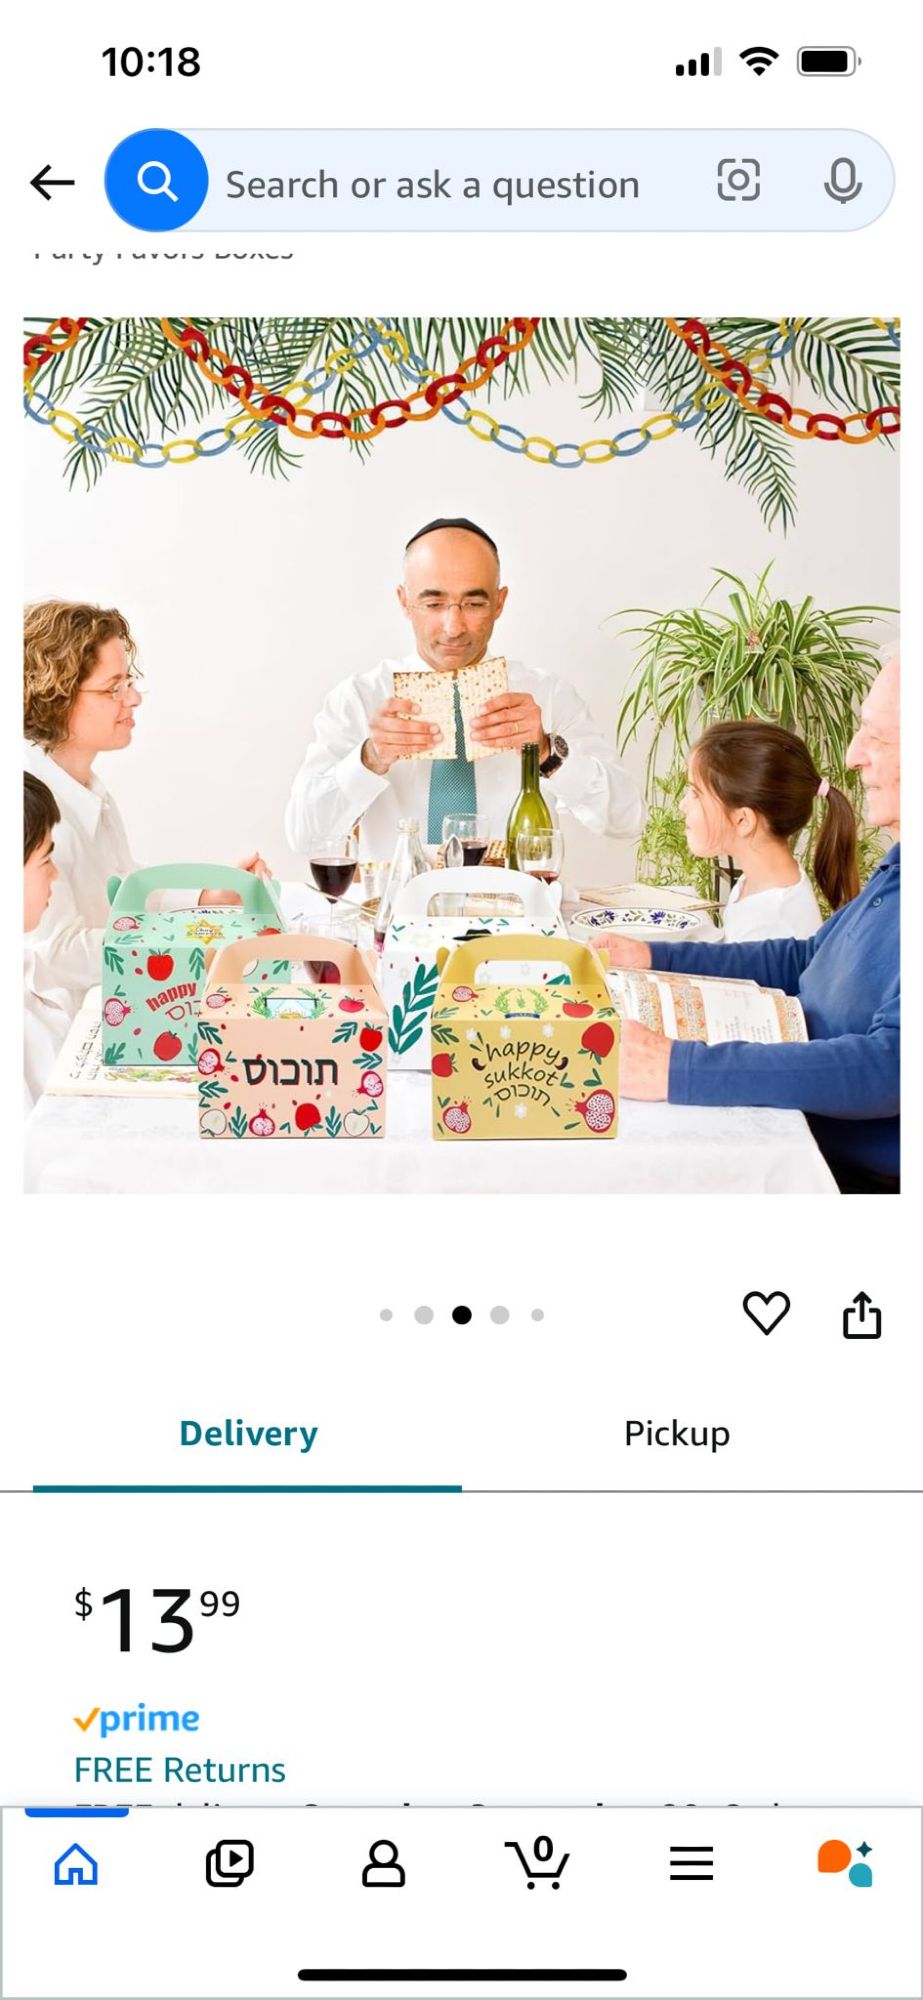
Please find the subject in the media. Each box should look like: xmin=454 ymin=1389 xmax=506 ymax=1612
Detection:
xmin=607 ymin=968 xmax=808 ymax=1045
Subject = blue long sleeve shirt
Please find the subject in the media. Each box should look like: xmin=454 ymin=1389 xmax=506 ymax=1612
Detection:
xmin=649 ymin=845 xmax=900 ymax=1181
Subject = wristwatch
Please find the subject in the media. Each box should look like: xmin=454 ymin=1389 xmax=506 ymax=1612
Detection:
xmin=540 ymin=733 xmax=569 ymax=777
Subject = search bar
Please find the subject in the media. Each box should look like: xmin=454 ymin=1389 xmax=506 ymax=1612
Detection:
xmin=103 ymin=128 xmax=893 ymax=231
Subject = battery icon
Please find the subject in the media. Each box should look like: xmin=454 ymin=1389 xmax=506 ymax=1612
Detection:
xmin=798 ymin=46 xmax=859 ymax=74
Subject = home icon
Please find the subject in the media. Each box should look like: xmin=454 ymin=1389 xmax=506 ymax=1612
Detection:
xmin=54 ymin=1843 xmax=99 ymax=1887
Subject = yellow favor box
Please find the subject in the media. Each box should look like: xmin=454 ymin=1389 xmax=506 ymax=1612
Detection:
xmin=431 ymin=935 xmax=620 ymax=1140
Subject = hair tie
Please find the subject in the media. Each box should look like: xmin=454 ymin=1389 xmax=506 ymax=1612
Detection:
xmin=816 ymin=777 xmax=830 ymax=799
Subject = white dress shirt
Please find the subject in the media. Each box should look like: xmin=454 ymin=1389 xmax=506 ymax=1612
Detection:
xmin=720 ymin=864 xmax=823 ymax=943
xmin=23 ymin=742 xmax=138 ymax=1017
xmin=23 ymin=944 xmax=70 ymax=1112
xmin=285 ymin=653 xmax=644 ymax=860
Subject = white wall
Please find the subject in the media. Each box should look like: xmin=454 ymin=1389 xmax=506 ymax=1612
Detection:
xmin=23 ymin=368 xmax=899 ymax=886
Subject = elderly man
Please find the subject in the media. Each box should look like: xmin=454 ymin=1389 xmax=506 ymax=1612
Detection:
xmin=285 ymin=517 xmax=643 ymax=855
xmin=608 ymin=657 xmax=900 ymax=1192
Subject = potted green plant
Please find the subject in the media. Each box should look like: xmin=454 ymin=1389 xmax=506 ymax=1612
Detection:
xmin=615 ymin=566 xmax=896 ymax=902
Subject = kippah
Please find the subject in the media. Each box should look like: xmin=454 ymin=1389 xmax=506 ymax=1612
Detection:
xmin=405 ymin=516 xmax=498 ymax=555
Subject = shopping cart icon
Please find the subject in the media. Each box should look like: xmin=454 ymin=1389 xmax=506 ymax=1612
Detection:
xmin=504 ymin=1834 xmax=570 ymax=1888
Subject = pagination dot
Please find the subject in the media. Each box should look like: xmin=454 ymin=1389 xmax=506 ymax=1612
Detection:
xmin=379 ymin=1308 xmax=393 ymax=1322
xmin=490 ymin=1306 xmax=510 ymax=1324
xmin=531 ymin=1308 xmax=545 ymax=1322
xmin=452 ymin=1305 xmax=472 ymax=1325
xmin=414 ymin=1305 xmax=434 ymax=1324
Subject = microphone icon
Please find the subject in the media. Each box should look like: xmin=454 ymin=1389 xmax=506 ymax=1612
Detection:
xmin=824 ymin=156 xmax=863 ymax=203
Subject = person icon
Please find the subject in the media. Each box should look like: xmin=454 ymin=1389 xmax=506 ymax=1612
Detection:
xmin=362 ymin=1838 xmax=405 ymax=1888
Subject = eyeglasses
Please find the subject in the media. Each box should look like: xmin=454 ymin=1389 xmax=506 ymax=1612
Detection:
xmin=412 ymin=595 xmax=493 ymax=617
xmin=80 ymin=668 xmax=142 ymax=704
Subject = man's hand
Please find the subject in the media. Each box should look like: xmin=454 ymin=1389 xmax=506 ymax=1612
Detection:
xmin=593 ymin=935 xmax=653 ymax=971
xmin=200 ymin=853 xmax=271 ymax=906
xmin=362 ymin=698 xmax=441 ymax=775
xmin=469 ymin=690 xmax=546 ymax=756
xmin=618 ymin=1019 xmax=672 ymax=1100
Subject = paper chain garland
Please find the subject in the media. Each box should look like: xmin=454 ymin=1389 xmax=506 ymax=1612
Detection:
xmin=23 ymin=315 xmax=900 ymax=470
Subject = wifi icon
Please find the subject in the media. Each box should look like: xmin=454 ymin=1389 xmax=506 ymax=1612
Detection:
xmin=740 ymin=45 xmax=779 ymax=75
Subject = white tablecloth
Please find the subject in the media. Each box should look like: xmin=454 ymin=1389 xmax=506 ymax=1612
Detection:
xmin=24 ymin=1073 xmax=836 ymax=1195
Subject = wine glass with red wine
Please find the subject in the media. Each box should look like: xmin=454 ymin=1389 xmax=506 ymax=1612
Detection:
xmin=442 ymin=813 xmax=489 ymax=868
xmin=514 ymin=828 xmax=564 ymax=884
xmin=308 ymin=834 xmax=358 ymax=901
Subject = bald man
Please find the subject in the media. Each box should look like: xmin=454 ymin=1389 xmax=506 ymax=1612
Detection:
xmin=605 ymin=657 xmax=901 ymax=1193
xmin=285 ymin=517 xmax=643 ymax=858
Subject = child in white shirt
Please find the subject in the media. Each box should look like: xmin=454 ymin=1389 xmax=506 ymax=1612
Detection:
xmin=24 ymin=773 xmax=69 ymax=1111
xmin=682 ymin=720 xmax=859 ymax=942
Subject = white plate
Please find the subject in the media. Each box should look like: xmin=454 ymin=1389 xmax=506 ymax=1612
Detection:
xmin=570 ymin=905 xmax=702 ymax=939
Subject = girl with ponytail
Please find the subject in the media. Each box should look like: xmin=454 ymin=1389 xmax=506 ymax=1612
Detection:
xmin=682 ymin=719 xmax=859 ymax=942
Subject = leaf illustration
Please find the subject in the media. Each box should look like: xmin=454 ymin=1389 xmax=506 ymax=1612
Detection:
xmin=272 ymin=959 xmax=292 ymax=975
xmin=389 ymin=962 xmax=440 ymax=1055
xmin=104 ymin=1041 xmax=126 ymax=1064
xmin=198 ymin=1079 xmax=224 ymax=1102
xmin=103 ymin=945 xmax=124 ymax=974
xmin=186 ymin=1035 xmax=199 ymax=1064
xmin=354 ymin=1050 xmax=382 ymax=1071
xmin=189 ymin=946 xmax=206 ymax=980
xmin=198 ymin=1021 xmax=222 ymax=1044
xmin=230 ymin=1106 xmax=248 ymax=1138
xmin=333 ymin=1019 xmax=359 ymax=1044
xmin=431 ymin=1023 xmax=459 ymax=1047
xmin=325 ymin=1106 xmax=342 ymax=1138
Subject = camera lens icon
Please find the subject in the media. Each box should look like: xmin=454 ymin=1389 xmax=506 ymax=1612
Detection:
xmin=717 ymin=157 xmax=761 ymax=201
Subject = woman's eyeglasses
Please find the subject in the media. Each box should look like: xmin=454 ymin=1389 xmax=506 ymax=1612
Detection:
xmin=81 ymin=668 xmax=142 ymax=704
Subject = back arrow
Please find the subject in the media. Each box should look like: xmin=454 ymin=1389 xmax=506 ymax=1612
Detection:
xmin=31 ymin=165 xmax=76 ymax=201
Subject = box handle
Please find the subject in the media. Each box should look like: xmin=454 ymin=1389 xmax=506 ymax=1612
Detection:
xmin=107 ymin=864 xmax=282 ymax=916
xmin=392 ymin=865 xmax=554 ymax=920
xmin=440 ymin=931 xmax=609 ymax=992
xmin=204 ymin=932 xmax=373 ymax=994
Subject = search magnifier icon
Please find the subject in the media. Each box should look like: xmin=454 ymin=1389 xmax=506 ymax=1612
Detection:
xmin=104 ymin=128 xmax=208 ymax=230
xmin=137 ymin=160 xmax=179 ymax=202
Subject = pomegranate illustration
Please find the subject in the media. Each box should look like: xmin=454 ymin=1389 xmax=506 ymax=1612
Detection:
xmin=443 ymin=1101 xmax=472 ymax=1135
xmin=360 ymin=1026 xmax=382 ymax=1051
xmin=205 ymin=991 xmax=229 ymax=1010
xmin=295 ymin=1102 xmax=321 ymax=1131
xmin=197 ymin=1048 xmax=221 ymax=1075
xmin=199 ymin=1107 xmax=228 ymax=1138
xmin=147 ymin=952 xmax=174 ymax=981
xmin=581 ymin=1022 xmax=615 ymax=1059
xmin=359 ymin=1070 xmax=384 ymax=1098
xmin=112 ymin=916 xmax=140 ymax=932
xmin=152 ymin=1030 xmax=183 ymax=1062
xmin=344 ymin=1110 xmax=370 ymax=1137
xmin=451 ymin=985 xmax=477 ymax=1002
xmin=249 ymin=1108 xmax=275 ymax=1136
xmin=562 ymin=1001 xmax=593 ymax=1018
xmin=103 ymin=997 xmax=130 ymax=1027
xmin=575 ymin=1089 xmax=616 ymax=1133
xmin=432 ymin=1053 xmax=454 ymax=1078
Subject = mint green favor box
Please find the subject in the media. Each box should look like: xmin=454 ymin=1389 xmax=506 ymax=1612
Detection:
xmin=102 ymin=864 xmax=283 ymax=1067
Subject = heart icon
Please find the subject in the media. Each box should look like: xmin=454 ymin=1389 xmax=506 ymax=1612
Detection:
xmin=742 ymin=1290 xmax=791 ymax=1335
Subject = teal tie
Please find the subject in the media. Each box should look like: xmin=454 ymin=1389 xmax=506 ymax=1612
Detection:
xmin=427 ymin=678 xmax=478 ymax=844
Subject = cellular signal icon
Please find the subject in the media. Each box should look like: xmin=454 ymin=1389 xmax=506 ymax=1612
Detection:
xmin=675 ymin=47 xmax=722 ymax=77
xmin=740 ymin=46 xmax=779 ymax=75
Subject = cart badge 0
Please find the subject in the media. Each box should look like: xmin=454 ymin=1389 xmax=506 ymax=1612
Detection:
xmin=382 ymin=865 xmax=566 ymax=1072
xmin=197 ymin=934 xmax=388 ymax=1139
xmin=102 ymin=864 xmax=284 ymax=1066
xmin=432 ymin=935 xmax=619 ymax=1139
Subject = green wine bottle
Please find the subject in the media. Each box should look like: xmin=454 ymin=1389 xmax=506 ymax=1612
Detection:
xmin=506 ymin=742 xmax=554 ymax=868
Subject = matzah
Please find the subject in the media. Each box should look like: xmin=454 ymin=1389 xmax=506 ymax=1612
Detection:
xmin=457 ymin=655 xmax=509 ymax=759
xmin=391 ymin=656 xmax=509 ymax=762
xmin=392 ymin=669 xmax=457 ymax=761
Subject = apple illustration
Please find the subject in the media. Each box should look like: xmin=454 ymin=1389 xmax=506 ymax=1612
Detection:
xmin=562 ymin=1001 xmax=593 ymax=1018
xmin=360 ymin=1026 xmax=382 ymax=1051
xmin=295 ymin=1102 xmax=321 ymax=1131
xmin=147 ymin=952 xmax=174 ymax=981
xmin=581 ymin=1022 xmax=615 ymax=1058
xmin=432 ymin=1053 xmax=454 ymax=1078
xmin=153 ymin=1030 xmax=183 ymax=1062
xmin=339 ymin=997 xmax=364 ymax=1013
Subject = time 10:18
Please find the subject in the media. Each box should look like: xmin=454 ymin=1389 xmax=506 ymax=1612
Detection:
xmin=102 ymin=48 xmax=201 ymax=76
